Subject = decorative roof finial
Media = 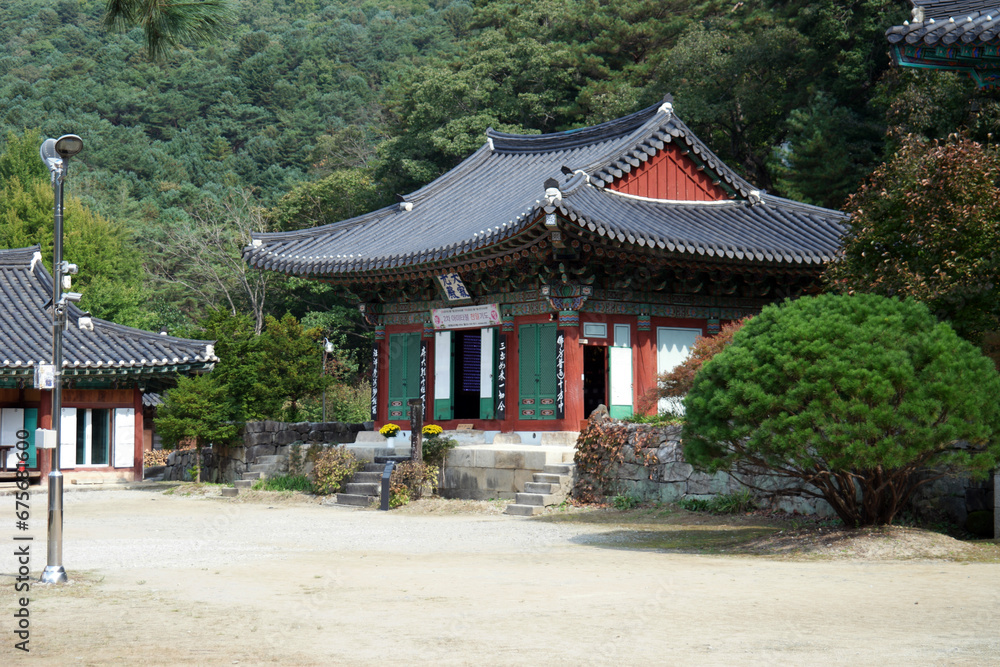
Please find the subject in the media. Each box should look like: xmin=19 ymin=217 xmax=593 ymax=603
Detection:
xmin=544 ymin=177 xmax=562 ymax=205
xmin=912 ymin=6 xmax=924 ymax=22
xmin=658 ymin=93 xmax=675 ymax=117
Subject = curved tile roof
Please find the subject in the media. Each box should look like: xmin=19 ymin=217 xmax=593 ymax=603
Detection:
xmin=556 ymin=184 xmax=845 ymax=265
xmin=245 ymin=100 xmax=845 ymax=277
xmin=887 ymin=2 xmax=1000 ymax=45
xmin=0 ymin=246 xmax=217 ymax=375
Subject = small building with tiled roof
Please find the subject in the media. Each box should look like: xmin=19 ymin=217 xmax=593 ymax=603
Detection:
xmin=245 ymin=98 xmax=846 ymax=438
xmin=886 ymin=1 xmax=1000 ymax=87
xmin=0 ymin=245 xmax=217 ymax=482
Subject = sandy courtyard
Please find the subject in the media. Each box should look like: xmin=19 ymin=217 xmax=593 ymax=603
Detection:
xmin=2 ymin=487 xmax=998 ymax=665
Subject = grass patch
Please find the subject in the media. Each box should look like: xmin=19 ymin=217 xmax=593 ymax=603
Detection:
xmin=678 ymin=489 xmax=758 ymax=514
xmin=251 ymin=474 xmax=313 ymax=493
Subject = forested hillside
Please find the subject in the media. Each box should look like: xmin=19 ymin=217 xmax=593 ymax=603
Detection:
xmin=1 ymin=0 xmax=996 ymax=419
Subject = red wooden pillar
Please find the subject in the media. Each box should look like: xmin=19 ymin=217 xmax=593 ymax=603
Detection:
xmin=634 ymin=323 xmax=657 ymax=415
xmin=133 ymin=388 xmax=143 ymax=481
xmin=505 ymin=324 xmax=518 ymax=432
xmin=562 ymin=325 xmax=585 ymax=429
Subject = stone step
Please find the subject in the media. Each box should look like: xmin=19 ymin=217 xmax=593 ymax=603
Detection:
xmin=533 ymin=473 xmax=569 ymax=486
xmin=504 ymin=503 xmax=544 ymax=516
xmin=234 ymin=480 xmax=255 ymax=490
xmin=343 ymin=482 xmax=378 ymax=495
xmin=249 ymin=463 xmax=282 ymax=474
xmin=241 ymin=472 xmax=261 ymax=481
xmin=373 ymin=455 xmax=411 ymax=464
xmin=544 ymin=463 xmax=575 ymax=475
xmin=353 ymin=472 xmax=382 ymax=483
xmin=524 ymin=481 xmax=560 ymax=494
xmin=515 ymin=492 xmax=560 ymax=506
xmin=364 ymin=463 xmax=388 ymax=473
xmin=221 ymin=487 xmax=239 ymax=497
xmin=336 ymin=493 xmax=375 ymax=507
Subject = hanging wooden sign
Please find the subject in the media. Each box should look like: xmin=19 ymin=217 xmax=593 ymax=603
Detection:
xmin=436 ymin=273 xmax=472 ymax=301
xmin=419 ymin=340 xmax=429 ymax=419
xmin=496 ymin=334 xmax=507 ymax=420
xmin=370 ymin=343 xmax=379 ymax=421
xmin=556 ymin=329 xmax=565 ymax=420
xmin=431 ymin=303 xmax=501 ymax=330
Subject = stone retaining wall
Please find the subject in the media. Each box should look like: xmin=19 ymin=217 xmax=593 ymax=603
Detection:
xmin=610 ymin=424 xmax=831 ymax=516
xmin=611 ymin=424 xmax=995 ymax=526
xmin=160 ymin=420 xmax=367 ymax=482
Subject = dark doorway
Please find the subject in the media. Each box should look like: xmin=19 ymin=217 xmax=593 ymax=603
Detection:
xmin=583 ymin=346 xmax=607 ymax=417
xmin=453 ymin=330 xmax=482 ymax=419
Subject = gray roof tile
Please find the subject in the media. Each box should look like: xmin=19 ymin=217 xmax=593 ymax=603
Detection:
xmin=0 ymin=246 xmax=217 ymax=374
xmin=887 ymin=2 xmax=1000 ymax=45
xmin=245 ymin=102 xmax=845 ymax=277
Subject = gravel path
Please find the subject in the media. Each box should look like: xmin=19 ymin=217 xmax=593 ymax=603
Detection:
xmin=2 ymin=487 xmax=998 ymax=666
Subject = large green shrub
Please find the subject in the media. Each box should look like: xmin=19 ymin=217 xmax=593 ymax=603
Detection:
xmin=683 ymin=294 xmax=1000 ymax=526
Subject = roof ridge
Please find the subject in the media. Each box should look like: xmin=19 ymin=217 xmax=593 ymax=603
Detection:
xmin=0 ymin=244 xmax=42 ymax=266
xmin=486 ymin=102 xmax=662 ymax=153
xmin=763 ymin=193 xmax=849 ymax=219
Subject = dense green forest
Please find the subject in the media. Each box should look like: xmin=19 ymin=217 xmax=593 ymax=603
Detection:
xmin=1 ymin=0 xmax=998 ymax=420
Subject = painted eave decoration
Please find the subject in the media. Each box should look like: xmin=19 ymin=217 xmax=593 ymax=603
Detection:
xmin=0 ymin=246 xmax=218 ymax=381
xmin=243 ymin=97 xmax=847 ymax=279
xmin=886 ymin=1 xmax=1000 ymax=87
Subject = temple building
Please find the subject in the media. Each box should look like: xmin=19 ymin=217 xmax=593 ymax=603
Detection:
xmin=244 ymin=98 xmax=845 ymax=441
xmin=0 ymin=246 xmax=217 ymax=482
xmin=886 ymin=1 xmax=1000 ymax=87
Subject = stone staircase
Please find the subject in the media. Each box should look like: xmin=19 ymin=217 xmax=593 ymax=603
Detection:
xmin=504 ymin=463 xmax=576 ymax=516
xmin=335 ymin=456 xmax=411 ymax=506
xmin=226 ymin=454 xmax=285 ymax=496
xmin=335 ymin=463 xmax=383 ymax=506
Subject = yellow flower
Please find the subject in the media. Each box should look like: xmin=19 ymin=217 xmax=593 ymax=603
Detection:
xmin=379 ymin=423 xmax=401 ymax=437
xmin=422 ymin=424 xmax=443 ymax=437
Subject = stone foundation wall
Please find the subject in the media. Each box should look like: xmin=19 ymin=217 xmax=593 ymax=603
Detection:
xmin=610 ymin=424 xmax=832 ymax=516
xmin=161 ymin=420 xmax=366 ymax=482
xmin=438 ymin=446 xmax=575 ymax=500
xmin=611 ymin=424 xmax=996 ymax=527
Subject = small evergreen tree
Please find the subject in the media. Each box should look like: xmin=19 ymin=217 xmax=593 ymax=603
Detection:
xmin=155 ymin=374 xmax=240 ymax=482
xmin=683 ymin=294 xmax=1000 ymax=526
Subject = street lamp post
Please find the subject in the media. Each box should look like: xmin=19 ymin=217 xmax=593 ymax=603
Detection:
xmin=39 ymin=134 xmax=83 ymax=585
xmin=321 ymin=338 xmax=334 ymax=422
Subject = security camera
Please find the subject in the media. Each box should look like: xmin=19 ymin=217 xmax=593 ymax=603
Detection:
xmin=61 ymin=262 xmax=78 ymax=275
xmin=61 ymin=292 xmax=82 ymax=303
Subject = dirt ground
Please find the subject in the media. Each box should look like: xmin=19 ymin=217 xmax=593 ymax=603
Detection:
xmin=2 ymin=485 xmax=999 ymax=666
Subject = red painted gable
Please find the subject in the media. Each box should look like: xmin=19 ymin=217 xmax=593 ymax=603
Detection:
xmin=609 ymin=143 xmax=727 ymax=201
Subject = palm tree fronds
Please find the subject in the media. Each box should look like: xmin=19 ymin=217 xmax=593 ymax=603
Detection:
xmin=104 ymin=0 xmax=235 ymax=61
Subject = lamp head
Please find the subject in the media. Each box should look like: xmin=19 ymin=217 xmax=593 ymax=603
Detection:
xmin=55 ymin=134 xmax=83 ymax=159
